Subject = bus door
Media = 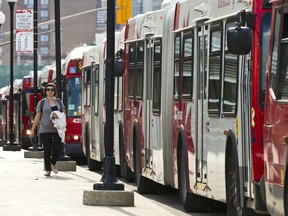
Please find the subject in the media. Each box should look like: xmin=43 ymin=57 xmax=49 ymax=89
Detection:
xmin=144 ymin=38 xmax=153 ymax=174
xmin=195 ymin=24 xmax=208 ymax=186
xmin=145 ymin=39 xmax=164 ymax=181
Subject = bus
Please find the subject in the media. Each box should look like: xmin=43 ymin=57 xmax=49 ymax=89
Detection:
xmin=262 ymin=0 xmax=288 ymax=215
xmin=81 ymin=29 xmax=125 ymax=175
xmin=21 ymin=72 xmax=43 ymax=149
xmin=61 ymin=45 xmax=92 ymax=157
xmin=123 ymin=0 xmax=271 ymax=214
xmin=81 ymin=44 xmax=103 ymax=170
xmin=0 ymin=86 xmax=9 ymax=144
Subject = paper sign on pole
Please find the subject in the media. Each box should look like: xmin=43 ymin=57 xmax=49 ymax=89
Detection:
xmin=16 ymin=9 xmax=33 ymax=53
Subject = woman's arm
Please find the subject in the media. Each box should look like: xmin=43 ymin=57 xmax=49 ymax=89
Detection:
xmin=29 ymin=112 xmax=41 ymax=140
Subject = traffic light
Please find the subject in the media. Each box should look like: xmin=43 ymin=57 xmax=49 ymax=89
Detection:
xmin=116 ymin=0 xmax=132 ymax=25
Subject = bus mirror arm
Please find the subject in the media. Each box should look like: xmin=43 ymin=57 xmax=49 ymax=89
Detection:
xmin=237 ymin=10 xmax=247 ymax=27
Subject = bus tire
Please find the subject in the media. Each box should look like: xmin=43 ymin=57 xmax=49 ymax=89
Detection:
xmin=134 ymin=130 xmax=144 ymax=192
xmin=135 ymin=141 xmax=158 ymax=194
xmin=225 ymin=134 xmax=259 ymax=216
xmin=116 ymin=124 xmax=125 ymax=177
xmin=125 ymin=162 xmax=135 ymax=182
xmin=85 ymin=127 xmax=102 ymax=171
xmin=178 ymin=138 xmax=207 ymax=212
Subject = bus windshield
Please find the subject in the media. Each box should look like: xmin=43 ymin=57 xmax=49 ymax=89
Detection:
xmin=66 ymin=77 xmax=81 ymax=117
xmin=260 ymin=13 xmax=271 ymax=108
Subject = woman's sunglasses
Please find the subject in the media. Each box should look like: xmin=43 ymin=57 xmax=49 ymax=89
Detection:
xmin=46 ymin=87 xmax=55 ymax=92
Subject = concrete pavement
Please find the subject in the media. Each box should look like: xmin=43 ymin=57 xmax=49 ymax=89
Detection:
xmin=0 ymin=148 xmax=177 ymax=216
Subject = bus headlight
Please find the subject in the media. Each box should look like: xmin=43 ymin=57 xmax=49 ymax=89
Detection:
xmin=73 ymin=135 xmax=79 ymax=141
xmin=26 ymin=129 xmax=31 ymax=135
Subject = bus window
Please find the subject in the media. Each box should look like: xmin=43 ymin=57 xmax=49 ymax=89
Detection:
xmin=94 ymin=65 xmax=99 ymax=114
xmin=136 ymin=42 xmax=144 ymax=99
xmin=174 ymin=34 xmax=181 ymax=101
xmin=274 ymin=11 xmax=288 ymax=100
xmin=182 ymin=31 xmax=193 ymax=100
xmin=260 ymin=13 xmax=271 ymax=108
xmin=270 ymin=8 xmax=282 ymax=96
xmin=208 ymin=25 xmax=221 ymax=115
xmin=152 ymin=40 xmax=162 ymax=113
xmin=128 ymin=43 xmax=136 ymax=99
xmin=223 ymin=21 xmax=238 ymax=115
xmin=67 ymin=77 xmax=82 ymax=117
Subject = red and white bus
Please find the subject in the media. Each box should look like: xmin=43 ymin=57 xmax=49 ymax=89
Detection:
xmin=123 ymin=0 xmax=272 ymax=214
xmin=0 ymin=86 xmax=9 ymax=144
xmin=21 ymin=72 xmax=43 ymax=149
xmin=262 ymin=0 xmax=288 ymax=215
xmin=61 ymin=45 xmax=92 ymax=156
xmin=81 ymin=44 xmax=104 ymax=170
xmin=81 ymin=29 xmax=125 ymax=174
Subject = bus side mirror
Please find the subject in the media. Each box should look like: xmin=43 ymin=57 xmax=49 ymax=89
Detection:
xmin=227 ymin=26 xmax=252 ymax=55
xmin=114 ymin=60 xmax=124 ymax=77
xmin=67 ymin=84 xmax=71 ymax=97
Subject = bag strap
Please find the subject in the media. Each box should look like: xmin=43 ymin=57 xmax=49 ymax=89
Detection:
xmin=55 ymin=98 xmax=63 ymax=112
xmin=39 ymin=99 xmax=45 ymax=119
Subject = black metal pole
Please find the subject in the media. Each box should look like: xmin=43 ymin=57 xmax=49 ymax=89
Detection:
xmin=93 ymin=0 xmax=124 ymax=190
xmin=30 ymin=0 xmax=41 ymax=151
xmin=8 ymin=1 xmax=15 ymax=145
xmin=55 ymin=0 xmax=61 ymax=98
xmin=55 ymin=0 xmax=69 ymax=160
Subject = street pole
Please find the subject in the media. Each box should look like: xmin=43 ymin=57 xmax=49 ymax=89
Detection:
xmin=93 ymin=0 xmax=124 ymax=190
xmin=30 ymin=0 xmax=41 ymax=151
xmin=54 ymin=0 xmax=69 ymax=160
xmin=7 ymin=0 xmax=17 ymax=146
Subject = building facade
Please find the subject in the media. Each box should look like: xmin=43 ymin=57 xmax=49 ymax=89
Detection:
xmin=0 ymin=0 xmax=164 ymax=87
xmin=0 ymin=0 xmax=97 ymax=68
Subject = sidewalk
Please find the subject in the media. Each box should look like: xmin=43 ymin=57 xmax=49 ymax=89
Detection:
xmin=0 ymin=148 xmax=177 ymax=216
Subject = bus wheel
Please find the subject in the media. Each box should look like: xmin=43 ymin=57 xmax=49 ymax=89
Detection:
xmin=226 ymin=141 xmax=242 ymax=215
xmin=226 ymin=143 xmax=258 ymax=216
xmin=134 ymin=139 xmax=158 ymax=194
xmin=125 ymin=161 xmax=135 ymax=183
xmin=117 ymin=126 xmax=126 ymax=177
xmin=178 ymin=142 xmax=207 ymax=212
xmin=86 ymin=130 xmax=102 ymax=171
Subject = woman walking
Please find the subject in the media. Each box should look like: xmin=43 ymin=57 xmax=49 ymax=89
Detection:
xmin=30 ymin=83 xmax=66 ymax=176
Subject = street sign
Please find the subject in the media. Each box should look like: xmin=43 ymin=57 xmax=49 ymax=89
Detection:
xmin=16 ymin=9 xmax=33 ymax=52
xmin=16 ymin=31 xmax=33 ymax=53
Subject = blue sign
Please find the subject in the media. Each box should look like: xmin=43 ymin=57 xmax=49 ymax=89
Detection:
xmin=69 ymin=67 xmax=76 ymax=74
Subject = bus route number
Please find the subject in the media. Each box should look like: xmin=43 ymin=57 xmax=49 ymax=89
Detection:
xmin=73 ymin=118 xmax=81 ymax=123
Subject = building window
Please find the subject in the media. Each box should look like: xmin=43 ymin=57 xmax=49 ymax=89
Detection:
xmin=24 ymin=0 xmax=33 ymax=5
xmin=40 ymin=47 xmax=49 ymax=55
xmin=40 ymin=0 xmax=49 ymax=5
xmin=40 ymin=10 xmax=49 ymax=20
xmin=40 ymin=34 xmax=49 ymax=42
xmin=40 ymin=24 xmax=49 ymax=30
